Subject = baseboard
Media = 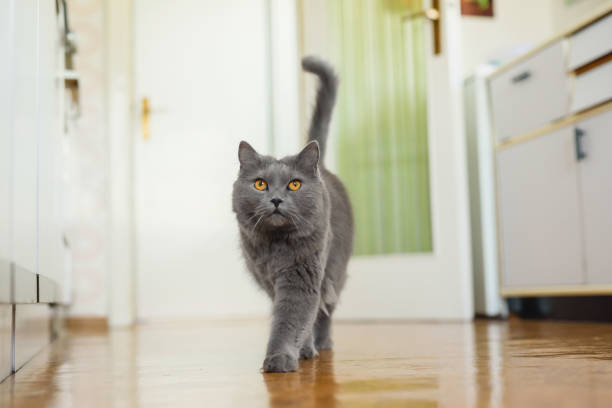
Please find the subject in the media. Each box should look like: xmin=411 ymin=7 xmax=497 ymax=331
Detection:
xmin=66 ymin=317 xmax=108 ymax=333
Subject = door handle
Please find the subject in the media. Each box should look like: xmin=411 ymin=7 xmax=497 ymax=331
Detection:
xmin=575 ymin=128 xmax=586 ymax=161
xmin=142 ymin=97 xmax=151 ymax=140
xmin=402 ymin=0 xmax=441 ymax=55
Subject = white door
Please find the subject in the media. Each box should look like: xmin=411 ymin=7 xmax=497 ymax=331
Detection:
xmin=11 ymin=0 xmax=38 ymax=276
xmin=133 ymin=0 xmax=272 ymax=319
xmin=321 ymin=1 xmax=474 ymax=320
xmin=37 ymin=0 xmax=64 ymax=291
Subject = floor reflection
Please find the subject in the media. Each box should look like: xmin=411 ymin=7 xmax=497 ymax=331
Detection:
xmin=3 ymin=319 xmax=612 ymax=407
xmin=263 ymin=347 xmax=441 ymax=407
xmin=0 ymin=336 xmax=67 ymax=408
xmin=472 ymin=321 xmax=505 ymax=408
xmin=263 ymin=350 xmax=339 ymax=407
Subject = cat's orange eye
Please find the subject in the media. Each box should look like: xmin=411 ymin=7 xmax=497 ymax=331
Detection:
xmin=288 ymin=180 xmax=301 ymax=191
xmin=254 ymin=179 xmax=267 ymax=191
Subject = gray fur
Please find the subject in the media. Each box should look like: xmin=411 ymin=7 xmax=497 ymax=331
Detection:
xmin=232 ymin=56 xmax=353 ymax=373
xmin=301 ymin=55 xmax=338 ymax=160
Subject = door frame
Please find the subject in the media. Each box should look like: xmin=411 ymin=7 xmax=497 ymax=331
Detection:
xmin=299 ymin=0 xmax=473 ymax=320
xmin=106 ymin=0 xmax=303 ymax=325
xmin=106 ymin=0 xmax=136 ymax=327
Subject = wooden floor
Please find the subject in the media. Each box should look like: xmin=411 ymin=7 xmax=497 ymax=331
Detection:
xmin=1 ymin=318 xmax=612 ymax=407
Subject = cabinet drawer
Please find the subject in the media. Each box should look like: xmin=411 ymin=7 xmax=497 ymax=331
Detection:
xmin=568 ymin=13 xmax=612 ymax=71
xmin=571 ymin=59 xmax=612 ymax=113
xmin=497 ymin=126 xmax=584 ymax=288
xmin=490 ymin=42 xmax=570 ymax=143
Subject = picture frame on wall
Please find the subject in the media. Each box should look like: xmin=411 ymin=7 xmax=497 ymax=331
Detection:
xmin=461 ymin=0 xmax=494 ymax=17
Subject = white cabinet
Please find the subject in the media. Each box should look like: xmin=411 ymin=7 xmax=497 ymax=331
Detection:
xmin=489 ymin=7 xmax=612 ymax=296
xmin=12 ymin=0 xmax=38 ymax=274
xmin=2 ymin=0 xmax=66 ymax=293
xmin=497 ymin=127 xmax=584 ymax=287
xmin=0 ymin=0 xmax=13 ymax=302
xmin=576 ymin=111 xmax=612 ymax=285
xmin=490 ymin=42 xmax=569 ymax=143
xmin=497 ymin=112 xmax=612 ymax=290
xmin=37 ymin=0 xmax=64 ymax=288
xmin=568 ymin=13 xmax=612 ymax=71
xmin=1 ymin=0 xmax=68 ymax=305
xmin=1 ymin=0 xmax=68 ymax=382
xmin=571 ymin=60 xmax=612 ymax=113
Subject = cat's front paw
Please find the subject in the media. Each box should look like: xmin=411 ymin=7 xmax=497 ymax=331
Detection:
xmin=263 ymin=352 xmax=299 ymax=373
xmin=299 ymin=343 xmax=318 ymax=360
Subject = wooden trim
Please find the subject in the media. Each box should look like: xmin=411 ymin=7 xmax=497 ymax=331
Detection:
xmin=573 ymin=52 xmax=612 ymax=76
xmin=502 ymin=285 xmax=612 ymax=298
xmin=495 ymin=99 xmax=612 ymax=151
xmin=487 ymin=6 xmax=612 ymax=80
xmin=66 ymin=317 xmax=109 ymax=333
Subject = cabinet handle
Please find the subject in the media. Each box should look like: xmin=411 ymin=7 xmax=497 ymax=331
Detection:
xmin=575 ymin=128 xmax=587 ymax=161
xmin=511 ymin=71 xmax=531 ymax=83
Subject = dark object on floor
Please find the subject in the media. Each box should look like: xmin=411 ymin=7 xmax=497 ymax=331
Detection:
xmin=508 ymin=296 xmax=612 ymax=322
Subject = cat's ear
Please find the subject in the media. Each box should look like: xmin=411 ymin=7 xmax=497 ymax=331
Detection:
xmin=296 ymin=141 xmax=320 ymax=175
xmin=238 ymin=141 xmax=261 ymax=169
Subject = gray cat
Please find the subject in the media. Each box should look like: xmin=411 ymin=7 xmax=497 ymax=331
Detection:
xmin=232 ymin=56 xmax=354 ymax=373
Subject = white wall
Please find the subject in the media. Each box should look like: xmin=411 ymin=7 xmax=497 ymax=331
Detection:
xmin=269 ymin=0 xmax=301 ymax=158
xmin=551 ymin=0 xmax=611 ymax=31
xmin=461 ymin=0 xmax=555 ymax=75
xmin=461 ymin=0 xmax=612 ymax=76
xmin=298 ymin=0 xmax=337 ymax=171
xmin=65 ymin=0 xmax=109 ymax=317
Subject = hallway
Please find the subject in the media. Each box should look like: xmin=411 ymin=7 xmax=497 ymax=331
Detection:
xmin=2 ymin=319 xmax=612 ymax=407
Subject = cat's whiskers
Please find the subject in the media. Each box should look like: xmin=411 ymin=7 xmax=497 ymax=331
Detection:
xmin=245 ymin=213 xmax=259 ymax=224
xmin=287 ymin=214 xmax=299 ymax=230
xmin=252 ymin=214 xmax=265 ymax=234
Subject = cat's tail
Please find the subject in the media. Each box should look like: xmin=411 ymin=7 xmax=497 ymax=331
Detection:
xmin=302 ymin=55 xmax=338 ymax=161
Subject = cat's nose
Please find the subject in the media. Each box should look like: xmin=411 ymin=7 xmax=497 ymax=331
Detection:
xmin=270 ymin=198 xmax=283 ymax=208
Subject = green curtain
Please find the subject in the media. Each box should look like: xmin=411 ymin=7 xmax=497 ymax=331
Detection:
xmin=330 ymin=0 xmax=433 ymax=255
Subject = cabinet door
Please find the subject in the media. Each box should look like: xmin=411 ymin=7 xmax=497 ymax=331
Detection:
xmin=497 ymin=127 xmax=584 ymax=288
xmin=37 ymin=0 xmax=63 ymax=292
xmin=0 ymin=0 xmax=13 ymax=301
xmin=576 ymin=111 xmax=612 ymax=284
xmin=12 ymin=0 xmax=38 ymax=273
